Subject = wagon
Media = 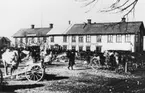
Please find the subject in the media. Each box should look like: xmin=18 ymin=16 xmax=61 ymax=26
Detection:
xmin=1 ymin=60 xmax=44 ymax=83
xmin=0 ymin=45 xmax=45 ymax=84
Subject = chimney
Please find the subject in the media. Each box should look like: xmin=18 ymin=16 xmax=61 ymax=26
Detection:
xmin=68 ymin=20 xmax=71 ymax=25
xmin=31 ymin=24 xmax=35 ymax=29
xmin=122 ymin=17 xmax=126 ymax=22
xmin=87 ymin=19 xmax=91 ymax=24
xmin=49 ymin=23 xmax=53 ymax=28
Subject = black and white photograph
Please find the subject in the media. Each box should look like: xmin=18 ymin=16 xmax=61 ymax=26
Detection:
xmin=0 ymin=0 xmax=145 ymax=93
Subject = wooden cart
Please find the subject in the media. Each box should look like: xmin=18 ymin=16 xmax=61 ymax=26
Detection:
xmin=0 ymin=61 xmax=44 ymax=83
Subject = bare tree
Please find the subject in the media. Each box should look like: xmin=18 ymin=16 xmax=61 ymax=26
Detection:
xmin=76 ymin=0 xmax=138 ymax=17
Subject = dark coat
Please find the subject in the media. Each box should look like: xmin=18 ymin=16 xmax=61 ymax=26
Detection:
xmin=67 ymin=50 xmax=75 ymax=66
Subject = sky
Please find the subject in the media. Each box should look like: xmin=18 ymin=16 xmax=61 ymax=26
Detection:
xmin=0 ymin=0 xmax=145 ymax=42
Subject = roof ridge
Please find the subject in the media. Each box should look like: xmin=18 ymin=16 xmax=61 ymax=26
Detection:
xmin=65 ymin=21 xmax=144 ymax=35
xmin=73 ymin=21 xmax=143 ymax=25
xmin=62 ymin=24 xmax=74 ymax=34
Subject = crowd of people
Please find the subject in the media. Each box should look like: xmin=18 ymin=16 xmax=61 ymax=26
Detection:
xmin=0 ymin=44 xmax=145 ymax=75
xmin=65 ymin=49 xmax=145 ymax=72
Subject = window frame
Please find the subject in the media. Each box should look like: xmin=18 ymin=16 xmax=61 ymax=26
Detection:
xmin=96 ymin=35 xmax=102 ymax=43
xmin=63 ymin=36 xmax=67 ymax=42
xmin=86 ymin=35 xmax=91 ymax=43
xmin=43 ymin=37 xmax=46 ymax=42
xmin=72 ymin=46 xmax=76 ymax=50
xmin=78 ymin=36 xmax=83 ymax=43
xmin=125 ymin=34 xmax=131 ymax=42
xmin=107 ymin=35 xmax=113 ymax=43
xmin=79 ymin=46 xmax=83 ymax=51
xmin=20 ymin=38 xmax=23 ymax=43
xmin=116 ymin=35 xmax=122 ymax=43
xmin=86 ymin=46 xmax=91 ymax=51
xmin=72 ymin=36 xmax=76 ymax=42
xmin=50 ymin=36 xmax=54 ymax=42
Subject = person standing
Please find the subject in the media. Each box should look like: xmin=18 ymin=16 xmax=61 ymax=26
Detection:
xmin=85 ymin=50 xmax=91 ymax=64
xmin=67 ymin=49 xmax=75 ymax=70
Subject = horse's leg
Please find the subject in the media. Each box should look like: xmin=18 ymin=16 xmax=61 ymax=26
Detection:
xmin=3 ymin=62 xmax=8 ymax=76
xmin=98 ymin=58 xmax=101 ymax=66
xmin=10 ymin=67 xmax=13 ymax=76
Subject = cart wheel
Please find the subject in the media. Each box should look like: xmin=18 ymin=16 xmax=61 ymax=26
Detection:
xmin=90 ymin=59 xmax=99 ymax=69
xmin=25 ymin=65 xmax=44 ymax=82
xmin=0 ymin=69 xmax=3 ymax=85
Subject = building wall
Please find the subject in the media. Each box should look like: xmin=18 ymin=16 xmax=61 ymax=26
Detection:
xmin=14 ymin=34 xmax=137 ymax=52
xmin=51 ymin=34 xmax=135 ymax=52
xmin=48 ymin=36 xmax=63 ymax=47
xmin=15 ymin=37 xmax=46 ymax=47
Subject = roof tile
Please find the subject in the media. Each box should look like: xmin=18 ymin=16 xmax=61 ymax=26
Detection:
xmin=65 ymin=22 xmax=144 ymax=35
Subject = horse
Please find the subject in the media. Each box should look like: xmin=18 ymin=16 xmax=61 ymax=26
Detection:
xmin=2 ymin=48 xmax=19 ymax=76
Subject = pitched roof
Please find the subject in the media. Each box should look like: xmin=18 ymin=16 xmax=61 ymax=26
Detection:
xmin=47 ymin=24 xmax=73 ymax=35
xmin=13 ymin=27 xmax=52 ymax=37
xmin=65 ymin=21 xmax=145 ymax=35
xmin=0 ymin=37 xmax=11 ymax=42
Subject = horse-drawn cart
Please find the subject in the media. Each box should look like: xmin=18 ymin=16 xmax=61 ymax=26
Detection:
xmin=1 ymin=60 xmax=44 ymax=83
xmin=0 ymin=45 xmax=45 ymax=84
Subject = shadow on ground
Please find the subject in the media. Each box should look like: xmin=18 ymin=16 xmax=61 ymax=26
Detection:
xmin=0 ymin=84 xmax=44 ymax=93
xmin=46 ymin=63 xmax=67 ymax=68
xmin=43 ymin=74 xmax=69 ymax=81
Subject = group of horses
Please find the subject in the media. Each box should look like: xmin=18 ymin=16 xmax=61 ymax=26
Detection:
xmin=78 ymin=50 xmax=145 ymax=72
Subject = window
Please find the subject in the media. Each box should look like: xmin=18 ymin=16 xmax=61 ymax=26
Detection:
xmin=31 ymin=37 xmax=34 ymax=43
xmin=37 ymin=37 xmax=40 ymax=43
xmin=79 ymin=46 xmax=83 ymax=51
xmin=86 ymin=46 xmax=90 ymax=51
xmin=96 ymin=35 xmax=102 ymax=42
xmin=40 ymin=37 xmax=43 ymax=44
xmin=20 ymin=38 xmax=23 ymax=43
xmin=107 ymin=35 xmax=113 ymax=43
xmin=15 ymin=38 xmax=18 ymax=45
xmin=72 ymin=46 xmax=76 ymax=50
xmin=135 ymin=35 xmax=139 ymax=42
xmin=72 ymin=36 xmax=76 ymax=42
xmin=125 ymin=34 xmax=131 ymax=42
xmin=63 ymin=45 xmax=67 ymax=50
xmin=50 ymin=36 xmax=54 ymax=42
xmin=116 ymin=35 xmax=122 ymax=43
xmin=79 ymin=36 xmax=83 ymax=42
xmin=43 ymin=37 xmax=46 ymax=42
xmin=63 ymin=36 xmax=67 ymax=42
xmin=26 ymin=38 xmax=28 ymax=44
xmin=96 ymin=46 xmax=102 ymax=53
xmin=86 ymin=35 xmax=91 ymax=43
xmin=28 ymin=38 xmax=31 ymax=44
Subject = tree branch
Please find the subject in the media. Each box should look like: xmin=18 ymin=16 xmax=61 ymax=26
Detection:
xmin=76 ymin=0 xmax=139 ymax=17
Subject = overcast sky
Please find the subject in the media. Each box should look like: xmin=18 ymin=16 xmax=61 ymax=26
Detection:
xmin=0 ymin=0 xmax=145 ymax=41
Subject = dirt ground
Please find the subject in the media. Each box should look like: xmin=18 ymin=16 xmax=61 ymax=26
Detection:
xmin=1 ymin=60 xmax=145 ymax=93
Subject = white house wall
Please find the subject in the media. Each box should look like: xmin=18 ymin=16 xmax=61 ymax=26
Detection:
xmin=15 ymin=34 xmax=135 ymax=52
xmin=48 ymin=36 xmax=64 ymax=47
xmin=51 ymin=34 xmax=135 ymax=52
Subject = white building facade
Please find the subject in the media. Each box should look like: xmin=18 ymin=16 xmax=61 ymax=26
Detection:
xmin=47 ymin=34 xmax=135 ymax=52
xmin=48 ymin=19 xmax=145 ymax=53
xmin=13 ymin=19 xmax=145 ymax=53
